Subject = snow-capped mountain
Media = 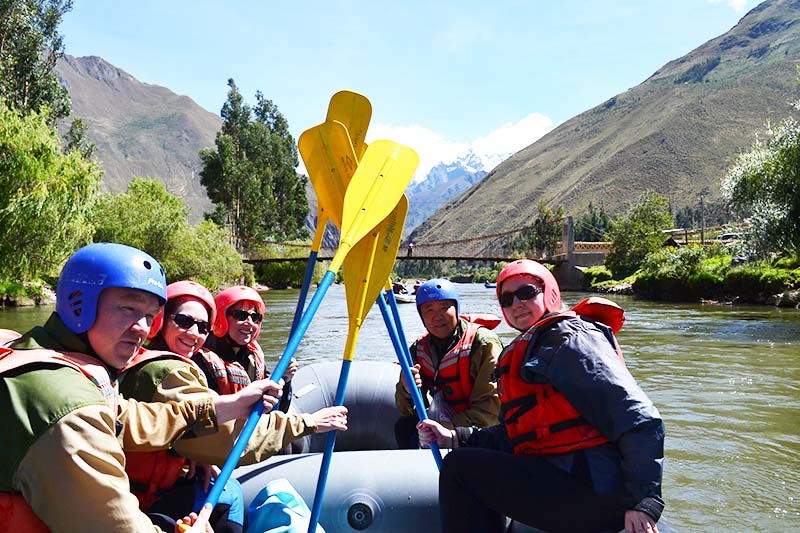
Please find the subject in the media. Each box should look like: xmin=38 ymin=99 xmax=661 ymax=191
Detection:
xmin=404 ymin=150 xmax=493 ymax=237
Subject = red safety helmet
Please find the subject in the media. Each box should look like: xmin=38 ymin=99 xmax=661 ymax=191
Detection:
xmin=212 ymin=285 xmax=266 ymax=338
xmin=148 ymin=280 xmax=216 ymax=339
xmin=496 ymin=259 xmax=561 ymax=326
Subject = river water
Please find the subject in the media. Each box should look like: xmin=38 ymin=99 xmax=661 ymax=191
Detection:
xmin=1 ymin=283 xmax=798 ymax=532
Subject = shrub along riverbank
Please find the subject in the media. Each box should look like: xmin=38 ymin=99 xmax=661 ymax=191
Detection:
xmin=584 ymin=245 xmax=800 ymax=308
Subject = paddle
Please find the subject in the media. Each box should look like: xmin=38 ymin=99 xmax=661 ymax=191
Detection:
xmin=384 ymin=280 xmax=412 ymax=365
xmin=201 ymin=139 xmax=419 ymax=512
xmin=377 ymin=279 xmax=444 ymax=469
xmin=326 ymin=90 xmax=371 ymax=159
xmin=307 ymin=195 xmax=408 ymax=532
xmin=292 ymin=92 xmax=370 ymax=336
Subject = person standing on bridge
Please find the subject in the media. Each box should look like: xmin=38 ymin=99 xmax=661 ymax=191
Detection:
xmin=417 ymin=260 xmax=665 ymax=533
xmin=120 ymin=281 xmax=348 ymax=532
xmin=394 ymin=278 xmax=503 ymax=448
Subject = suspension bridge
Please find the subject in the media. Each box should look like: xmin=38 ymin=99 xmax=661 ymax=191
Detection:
xmin=243 ymin=217 xmax=611 ymax=289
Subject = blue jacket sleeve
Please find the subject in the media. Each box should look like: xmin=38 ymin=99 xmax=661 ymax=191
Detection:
xmin=521 ymin=317 xmax=665 ymax=507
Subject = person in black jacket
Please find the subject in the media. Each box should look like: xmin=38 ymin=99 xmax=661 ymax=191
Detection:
xmin=418 ymin=259 xmax=664 ymax=533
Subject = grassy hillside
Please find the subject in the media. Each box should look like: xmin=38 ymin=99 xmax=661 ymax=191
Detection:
xmin=408 ymin=0 xmax=800 ymax=256
xmin=56 ymin=55 xmax=221 ymax=223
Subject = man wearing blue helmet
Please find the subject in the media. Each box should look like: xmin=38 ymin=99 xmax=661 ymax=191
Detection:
xmin=0 ymin=243 xmax=283 ymax=532
xmin=394 ymin=278 xmax=503 ymax=448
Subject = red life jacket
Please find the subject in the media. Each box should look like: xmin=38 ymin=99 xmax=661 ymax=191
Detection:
xmin=0 ymin=345 xmax=119 ymax=532
xmin=415 ymin=315 xmax=499 ymax=414
xmin=119 ymin=349 xmax=197 ymax=510
xmin=496 ymin=297 xmax=625 ymax=456
xmin=194 ymin=342 xmax=265 ymax=395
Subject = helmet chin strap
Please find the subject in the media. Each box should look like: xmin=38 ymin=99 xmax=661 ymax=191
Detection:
xmin=188 ymin=338 xmax=200 ymax=357
xmin=226 ymin=333 xmax=244 ymax=349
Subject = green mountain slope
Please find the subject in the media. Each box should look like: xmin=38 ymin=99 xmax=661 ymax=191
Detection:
xmin=56 ymin=54 xmax=221 ymax=223
xmin=408 ymin=0 xmax=800 ymax=256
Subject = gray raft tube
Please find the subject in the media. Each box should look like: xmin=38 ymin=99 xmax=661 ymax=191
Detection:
xmin=234 ymin=361 xmax=678 ymax=533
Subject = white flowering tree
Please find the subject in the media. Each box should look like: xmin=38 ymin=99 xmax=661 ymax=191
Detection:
xmin=721 ymin=110 xmax=800 ymax=258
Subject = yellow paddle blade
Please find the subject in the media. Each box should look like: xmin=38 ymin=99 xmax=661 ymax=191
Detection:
xmin=341 ymin=195 xmax=409 ymax=361
xmin=332 ymin=141 xmax=418 ymax=273
xmin=326 ymin=90 xmax=371 ymax=160
xmin=310 ymin=211 xmax=328 ymax=251
xmin=298 ymin=120 xmax=358 ymax=230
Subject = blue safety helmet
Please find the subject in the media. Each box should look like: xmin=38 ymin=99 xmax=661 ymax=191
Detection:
xmin=56 ymin=243 xmax=167 ymax=334
xmin=415 ymin=278 xmax=459 ymax=317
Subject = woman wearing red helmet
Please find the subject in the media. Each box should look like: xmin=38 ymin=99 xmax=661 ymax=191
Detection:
xmin=202 ymin=286 xmax=296 ymax=407
xmin=418 ymin=260 xmax=665 ymax=533
xmin=200 ymin=286 xmax=347 ymax=456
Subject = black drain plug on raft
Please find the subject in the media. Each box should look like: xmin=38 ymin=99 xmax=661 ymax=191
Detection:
xmin=347 ymin=502 xmax=374 ymax=530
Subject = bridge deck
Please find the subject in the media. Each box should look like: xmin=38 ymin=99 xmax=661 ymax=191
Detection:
xmin=244 ymin=255 xmax=563 ymax=264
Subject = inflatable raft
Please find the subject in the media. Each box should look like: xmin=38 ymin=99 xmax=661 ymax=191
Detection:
xmin=235 ymin=361 xmax=442 ymax=532
xmin=233 ymin=361 xmax=676 ymax=533
xmin=393 ymin=293 xmax=416 ymax=304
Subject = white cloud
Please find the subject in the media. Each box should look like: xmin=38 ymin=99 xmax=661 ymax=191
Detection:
xmin=706 ymin=0 xmax=748 ymax=12
xmin=368 ymin=112 xmax=555 ymax=182
xmin=366 ymin=124 xmax=469 ymax=182
xmin=471 ymin=113 xmax=554 ymax=168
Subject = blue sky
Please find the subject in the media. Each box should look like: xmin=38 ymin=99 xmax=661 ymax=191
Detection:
xmin=61 ymin=0 xmax=754 ymax=179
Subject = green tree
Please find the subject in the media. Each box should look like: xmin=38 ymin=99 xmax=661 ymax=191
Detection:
xmin=514 ymin=202 xmax=565 ymax=258
xmin=0 ymin=102 xmax=101 ymax=281
xmin=90 ymin=177 xmax=244 ymax=286
xmin=575 ymin=202 xmax=610 ymax=241
xmin=200 ymin=79 xmax=308 ymax=253
xmin=62 ymin=116 xmax=95 ymax=159
xmin=91 ymin=177 xmax=188 ymax=261
xmin=0 ymin=0 xmax=72 ymax=120
xmin=166 ymin=220 xmax=245 ymax=289
xmin=605 ymin=191 xmax=674 ymax=278
xmin=673 ymin=199 xmax=733 ymax=230
xmin=721 ymin=115 xmax=800 ymax=257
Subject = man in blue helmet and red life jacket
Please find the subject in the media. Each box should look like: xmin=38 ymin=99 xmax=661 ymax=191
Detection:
xmin=418 ymin=260 xmax=665 ymax=533
xmin=119 ymin=281 xmax=348 ymax=532
xmin=0 ymin=243 xmax=283 ymax=532
xmin=394 ymin=278 xmax=503 ymax=449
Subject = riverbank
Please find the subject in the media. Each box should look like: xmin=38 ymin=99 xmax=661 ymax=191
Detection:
xmin=591 ymin=281 xmax=800 ymax=308
xmin=584 ymin=267 xmax=800 ymax=309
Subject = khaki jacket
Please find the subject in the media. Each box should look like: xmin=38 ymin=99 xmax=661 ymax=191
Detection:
xmin=10 ymin=380 xmax=216 ymax=532
xmin=1 ymin=314 xmax=219 ymax=532
xmin=124 ymin=360 xmax=316 ymax=465
xmin=395 ymin=322 xmax=502 ymax=428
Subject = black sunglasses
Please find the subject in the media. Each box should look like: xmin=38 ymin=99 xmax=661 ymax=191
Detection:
xmin=171 ymin=313 xmax=210 ymax=335
xmin=499 ymin=284 xmax=543 ymax=308
xmin=228 ymin=309 xmax=263 ymax=324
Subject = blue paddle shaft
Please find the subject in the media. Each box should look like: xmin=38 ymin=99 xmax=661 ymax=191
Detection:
xmin=204 ymin=270 xmax=337 ymax=509
xmin=386 ymin=289 xmax=413 ymax=367
xmin=377 ymin=293 xmax=443 ymax=469
xmin=290 ymin=250 xmax=318 ymax=336
xmin=307 ymin=359 xmax=352 ymax=531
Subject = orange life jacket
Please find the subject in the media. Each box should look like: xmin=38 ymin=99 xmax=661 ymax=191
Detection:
xmin=194 ymin=342 xmax=265 ymax=395
xmin=0 ymin=346 xmax=118 ymax=406
xmin=496 ymin=297 xmax=625 ymax=455
xmin=119 ymin=349 xmax=197 ymax=510
xmin=0 ymin=346 xmax=119 ymax=532
xmin=415 ymin=315 xmax=499 ymax=414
